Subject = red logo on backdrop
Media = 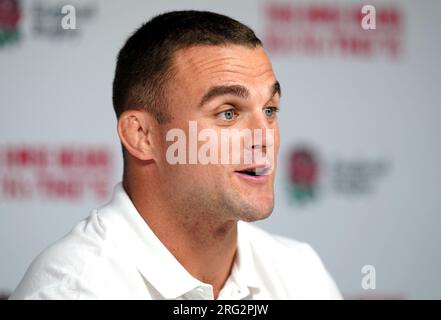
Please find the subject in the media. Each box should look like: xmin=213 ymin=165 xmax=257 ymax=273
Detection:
xmin=0 ymin=0 xmax=21 ymax=47
xmin=286 ymin=144 xmax=390 ymax=207
xmin=0 ymin=145 xmax=114 ymax=201
xmin=263 ymin=2 xmax=403 ymax=58
xmin=288 ymin=147 xmax=319 ymax=204
xmin=290 ymin=149 xmax=318 ymax=186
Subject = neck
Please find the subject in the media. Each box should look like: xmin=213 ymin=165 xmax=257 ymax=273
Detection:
xmin=124 ymin=179 xmax=238 ymax=299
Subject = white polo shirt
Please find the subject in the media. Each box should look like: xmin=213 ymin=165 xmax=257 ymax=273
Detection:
xmin=10 ymin=183 xmax=342 ymax=300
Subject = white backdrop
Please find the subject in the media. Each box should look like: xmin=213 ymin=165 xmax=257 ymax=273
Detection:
xmin=1 ymin=0 xmax=440 ymax=299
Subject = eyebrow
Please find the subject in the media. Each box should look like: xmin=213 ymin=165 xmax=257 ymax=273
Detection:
xmin=272 ymin=81 xmax=281 ymax=98
xmin=198 ymin=81 xmax=281 ymax=108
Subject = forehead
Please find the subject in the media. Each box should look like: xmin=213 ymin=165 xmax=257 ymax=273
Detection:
xmin=170 ymin=45 xmax=276 ymax=91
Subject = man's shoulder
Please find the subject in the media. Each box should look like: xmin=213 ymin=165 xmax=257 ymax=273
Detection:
xmin=239 ymin=222 xmax=343 ymax=299
xmin=34 ymin=209 xmax=109 ymax=269
xmin=10 ymin=210 xmax=115 ymax=299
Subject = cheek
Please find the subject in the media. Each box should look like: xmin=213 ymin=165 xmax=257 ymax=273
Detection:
xmin=274 ymin=128 xmax=280 ymax=153
xmin=181 ymin=163 xmax=220 ymax=177
xmin=170 ymin=166 xmax=223 ymax=193
xmin=191 ymin=164 xmax=229 ymax=186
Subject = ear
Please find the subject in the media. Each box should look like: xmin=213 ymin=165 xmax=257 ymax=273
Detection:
xmin=117 ymin=110 xmax=157 ymax=161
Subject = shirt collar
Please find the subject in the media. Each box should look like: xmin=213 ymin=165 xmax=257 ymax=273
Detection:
xmin=235 ymin=221 xmax=261 ymax=290
xmin=99 ymin=183 xmax=202 ymax=299
xmin=99 ymin=182 xmax=261 ymax=299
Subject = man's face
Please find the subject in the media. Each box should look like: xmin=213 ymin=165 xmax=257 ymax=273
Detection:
xmin=155 ymin=45 xmax=280 ymax=223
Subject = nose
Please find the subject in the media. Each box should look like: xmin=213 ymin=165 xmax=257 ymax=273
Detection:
xmin=245 ymin=111 xmax=275 ymax=151
xmin=241 ymin=111 xmax=277 ymax=166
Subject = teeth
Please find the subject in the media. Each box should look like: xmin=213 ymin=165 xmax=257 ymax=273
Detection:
xmin=255 ymin=168 xmax=266 ymax=176
xmin=239 ymin=167 xmax=270 ymax=176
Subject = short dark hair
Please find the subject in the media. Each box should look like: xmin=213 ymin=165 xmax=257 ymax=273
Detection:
xmin=112 ymin=10 xmax=262 ymax=123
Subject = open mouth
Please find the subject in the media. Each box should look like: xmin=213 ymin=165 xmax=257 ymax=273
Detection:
xmin=235 ymin=167 xmax=271 ymax=176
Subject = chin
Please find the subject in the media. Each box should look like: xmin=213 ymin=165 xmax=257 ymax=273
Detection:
xmin=237 ymin=197 xmax=274 ymax=222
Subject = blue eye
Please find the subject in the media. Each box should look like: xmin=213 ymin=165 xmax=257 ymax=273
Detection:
xmin=264 ymin=107 xmax=279 ymax=118
xmin=218 ymin=109 xmax=236 ymax=121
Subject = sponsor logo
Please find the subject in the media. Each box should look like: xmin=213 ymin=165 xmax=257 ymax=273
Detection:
xmin=0 ymin=0 xmax=21 ymax=47
xmin=263 ymin=2 xmax=404 ymax=58
xmin=32 ymin=1 xmax=96 ymax=39
xmin=332 ymin=158 xmax=389 ymax=194
xmin=0 ymin=145 xmax=114 ymax=201
xmin=287 ymin=147 xmax=319 ymax=204
xmin=287 ymin=144 xmax=390 ymax=205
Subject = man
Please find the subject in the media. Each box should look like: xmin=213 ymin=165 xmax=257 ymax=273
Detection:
xmin=10 ymin=10 xmax=342 ymax=300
